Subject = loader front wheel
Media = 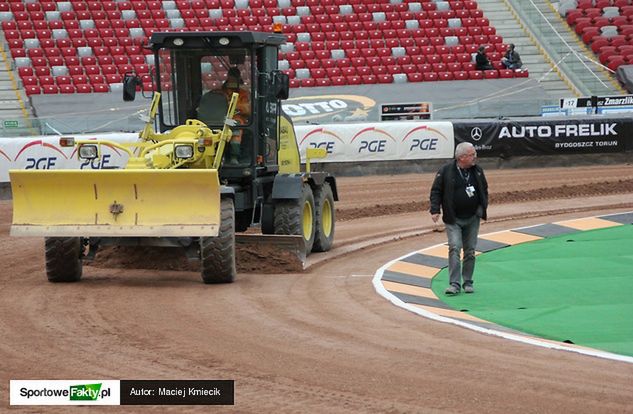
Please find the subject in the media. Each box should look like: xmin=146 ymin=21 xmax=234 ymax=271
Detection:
xmin=200 ymin=198 xmax=236 ymax=284
xmin=312 ymin=182 xmax=335 ymax=252
xmin=274 ymin=184 xmax=316 ymax=254
xmin=44 ymin=237 xmax=83 ymax=282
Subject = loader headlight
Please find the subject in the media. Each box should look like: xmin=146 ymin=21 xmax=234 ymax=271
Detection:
xmin=174 ymin=144 xmax=194 ymax=159
xmin=78 ymin=144 xmax=98 ymax=159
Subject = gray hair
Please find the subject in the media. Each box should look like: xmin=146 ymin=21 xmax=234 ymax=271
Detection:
xmin=455 ymin=142 xmax=475 ymax=158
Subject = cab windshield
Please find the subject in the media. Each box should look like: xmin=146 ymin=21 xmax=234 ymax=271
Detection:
xmin=157 ymin=48 xmax=252 ymax=129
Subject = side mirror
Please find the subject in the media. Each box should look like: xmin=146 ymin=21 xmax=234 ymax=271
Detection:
xmin=123 ymin=73 xmax=141 ymax=101
xmin=273 ymin=71 xmax=289 ymax=100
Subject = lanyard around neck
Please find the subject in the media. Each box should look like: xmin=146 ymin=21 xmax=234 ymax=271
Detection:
xmin=456 ymin=164 xmax=470 ymax=182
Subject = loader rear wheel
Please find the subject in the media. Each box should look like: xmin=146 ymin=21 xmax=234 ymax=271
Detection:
xmin=312 ymin=182 xmax=335 ymax=252
xmin=200 ymin=198 xmax=236 ymax=284
xmin=44 ymin=237 xmax=83 ymax=283
xmin=274 ymin=184 xmax=316 ymax=254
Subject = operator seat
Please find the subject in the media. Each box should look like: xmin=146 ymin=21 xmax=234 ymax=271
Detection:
xmin=197 ymin=91 xmax=229 ymax=126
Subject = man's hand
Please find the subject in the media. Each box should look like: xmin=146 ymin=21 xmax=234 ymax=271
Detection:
xmin=431 ymin=213 xmax=440 ymax=223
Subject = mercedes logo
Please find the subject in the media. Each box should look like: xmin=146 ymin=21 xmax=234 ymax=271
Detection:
xmin=470 ymin=127 xmax=482 ymax=141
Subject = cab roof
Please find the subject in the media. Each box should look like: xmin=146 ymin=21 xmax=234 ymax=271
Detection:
xmin=149 ymin=31 xmax=287 ymax=50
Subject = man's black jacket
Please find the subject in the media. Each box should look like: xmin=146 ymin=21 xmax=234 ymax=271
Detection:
xmin=429 ymin=160 xmax=488 ymax=224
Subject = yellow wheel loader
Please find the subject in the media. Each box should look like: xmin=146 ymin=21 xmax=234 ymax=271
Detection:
xmin=10 ymin=31 xmax=338 ymax=283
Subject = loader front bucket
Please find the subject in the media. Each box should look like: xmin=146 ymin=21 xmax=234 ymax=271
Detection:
xmin=10 ymin=169 xmax=221 ymax=237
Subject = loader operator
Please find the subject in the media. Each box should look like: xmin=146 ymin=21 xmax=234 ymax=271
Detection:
xmin=197 ymin=66 xmax=251 ymax=164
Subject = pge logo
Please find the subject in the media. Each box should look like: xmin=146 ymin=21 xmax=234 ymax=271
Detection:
xmin=470 ymin=127 xmax=482 ymax=141
xmin=350 ymin=127 xmax=396 ymax=154
xmin=408 ymin=138 xmax=438 ymax=151
xmin=299 ymin=128 xmax=345 ymax=155
xmin=14 ymin=140 xmax=67 ymax=169
xmin=79 ymin=154 xmax=113 ymax=169
xmin=402 ymin=125 xmax=449 ymax=153
xmin=70 ymin=140 xmax=123 ymax=170
xmin=25 ymin=157 xmax=57 ymax=169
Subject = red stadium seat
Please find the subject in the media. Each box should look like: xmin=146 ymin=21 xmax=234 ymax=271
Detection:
xmin=376 ymin=73 xmax=394 ymax=83
xmin=405 ymin=72 xmax=422 ymax=82
xmin=438 ymin=71 xmax=454 ymax=81
xmin=105 ymin=73 xmax=123 ymax=83
xmin=55 ymin=75 xmax=72 ymax=86
xmin=325 ymin=67 xmax=341 ymax=77
xmin=93 ymin=83 xmax=110 ymax=92
xmin=72 ymin=74 xmax=89 ymax=85
xmin=484 ymin=69 xmax=499 ymax=79
xmin=18 ymin=67 xmax=34 ymax=78
xmin=607 ymin=55 xmax=626 ymax=70
xmin=10 ymin=48 xmax=27 ymax=58
xmin=25 ymin=85 xmax=42 ymax=95
xmin=582 ymin=27 xmax=601 ymax=44
xmin=599 ymin=48 xmax=617 ymax=64
xmin=515 ymin=68 xmax=529 ymax=77
xmin=59 ymin=84 xmax=76 ymax=94
xmin=330 ymin=76 xmax=346 ymax=86
xmin=42 ymin=84 xmax=60 ymax=94
xmin=468 ymin=70 xmax=483 ymax=79
xmin=21 ymin=76 xmax=39 ymax=86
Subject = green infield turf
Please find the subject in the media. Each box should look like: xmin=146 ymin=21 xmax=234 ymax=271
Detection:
xmin=431 ymin=225 xmax=633 ymax=357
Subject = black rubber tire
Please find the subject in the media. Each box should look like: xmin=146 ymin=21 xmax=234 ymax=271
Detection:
xmin=44 ymin=237 xmax=83 ymax=283
xmin=312 ymin=182 xmax=335 ymax=252
xmin=273 ymin=184 xmax=316 ymax=255
xmin=200 ymin=198 xmax=236 ymax=284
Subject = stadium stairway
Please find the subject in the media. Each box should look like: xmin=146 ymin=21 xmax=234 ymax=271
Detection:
xmin=478 ymin=0 xmax=574 ymax=97
xmin=511 ymin=0 xmax=624 ymax=96
xmin=0 ymin=30 xmax=34 ymax=136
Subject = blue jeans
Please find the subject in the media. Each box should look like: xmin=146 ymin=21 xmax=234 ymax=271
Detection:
xmin=445 ymin=215 xmax=480 ymax=288
xmin=502 ymin=58 xmax=522 ymax=70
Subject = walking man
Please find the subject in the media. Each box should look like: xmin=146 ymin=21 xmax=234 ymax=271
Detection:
xmin=430 ymin=142 xmax=488 ymax=295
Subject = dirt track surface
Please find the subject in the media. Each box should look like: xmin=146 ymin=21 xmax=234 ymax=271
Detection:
xmin=2 ymin=164 xmax=633 ymax=413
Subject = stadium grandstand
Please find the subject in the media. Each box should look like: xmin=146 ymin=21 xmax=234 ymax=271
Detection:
xmin=0 ymin=0 xmax=629 ymax=135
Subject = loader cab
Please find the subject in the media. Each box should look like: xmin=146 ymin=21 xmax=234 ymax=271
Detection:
xmin=147 ymin=31 xmax=288 ymax=177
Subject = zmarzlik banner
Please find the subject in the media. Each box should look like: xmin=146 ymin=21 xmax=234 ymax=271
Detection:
xmin=453 ymin=118 xmax=632 ymax=157
xmin=10 ymin=380 xmax=234 ymax=405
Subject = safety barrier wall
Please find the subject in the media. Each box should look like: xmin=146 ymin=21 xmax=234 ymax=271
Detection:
xmin=0 ymin=120 xmax=455 ymax=182
xmin=1 ymin=117 xmax=632 ymax=184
